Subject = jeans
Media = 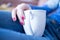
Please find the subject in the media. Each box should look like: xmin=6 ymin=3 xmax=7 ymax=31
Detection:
xmin=0 ymin=10 xmax=25 ymax=33
xmin=0 ymin=10 xmax=50 ymax=40
xmin=0 ymin=28 xmax=50 ymax=40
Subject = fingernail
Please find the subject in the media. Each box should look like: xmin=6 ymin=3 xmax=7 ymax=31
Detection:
xmin=13 ymin=17 xmax=16 ymax=21
xmin=22 ymin=15 xmax=25 ymax=20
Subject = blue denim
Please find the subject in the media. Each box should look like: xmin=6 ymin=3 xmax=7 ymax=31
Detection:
xmin=0 ymin=10 xmax=25 ymax=33
xmin=46 ymin=17 xmax=60 ymax=40
xmin=0 ymin=28 xmax=50 ymax=40
xmin=49 ymin=7 xmax=60 ymax=24
xmin=48 ymin=7 xmax=60 ymax=40
xmin=30 ymin=5 xmax=52 ymax=15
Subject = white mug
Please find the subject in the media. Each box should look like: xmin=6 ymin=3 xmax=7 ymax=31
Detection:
xmin=23 ymin=10 xmax=46 ymax=36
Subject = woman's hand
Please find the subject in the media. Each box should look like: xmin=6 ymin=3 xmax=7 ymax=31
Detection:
xmin=12 ymin=3 xmax=31 ymax=25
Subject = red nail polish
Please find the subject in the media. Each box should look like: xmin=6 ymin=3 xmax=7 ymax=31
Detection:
xmin=22 ymin=16 xmax=25 ymax=20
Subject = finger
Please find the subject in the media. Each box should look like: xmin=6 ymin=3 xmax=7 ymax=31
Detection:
xmin=17 ymin=9 xmax=25 ymax=25
xmin=16 ymin=4 xmax=31 ymax=25
xmin=12 ymin=8 xmax=17 ymax=21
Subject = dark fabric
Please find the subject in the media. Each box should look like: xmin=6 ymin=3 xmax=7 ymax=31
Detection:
xmin=0 ymin=28 xmax=50 ymax=40
xmin=0 ymin=10 xmax=25 ymax=33
xmin=30 ymin=4 xmax=58 ymax=15
xmin=47 ymin=16 xmax=60 ymax=40
xmin=49 ymin=7 xmax=60 ymax=23
xmin=48 ymin=7 xmax=60 ymax=40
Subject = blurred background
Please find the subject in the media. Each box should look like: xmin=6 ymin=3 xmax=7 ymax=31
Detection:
xmin=0 ymin=0 xmax=38 ymax=11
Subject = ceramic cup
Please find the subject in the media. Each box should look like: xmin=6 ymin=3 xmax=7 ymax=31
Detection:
xmin=23 ymin=10 xmax=46 ymax=36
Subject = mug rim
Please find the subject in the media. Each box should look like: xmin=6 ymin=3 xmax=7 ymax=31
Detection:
xmin=24 ymin=10 xmax=46 ymax=13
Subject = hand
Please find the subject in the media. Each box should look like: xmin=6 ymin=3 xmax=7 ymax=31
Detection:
xmin=12 ymin=3 xmax=31 ymax=25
